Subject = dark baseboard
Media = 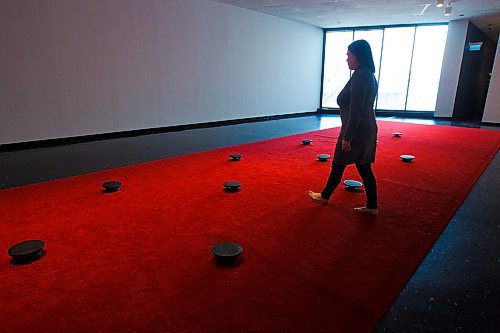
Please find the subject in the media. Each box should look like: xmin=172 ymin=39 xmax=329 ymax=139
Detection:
xmin=480 ymin=121 xmax=500 ymax=127
xmin=317 ymin=108 xmax=341 ymax=114
xmin=434 ymin=117 xmax=500 ymax=128
xmin=317 ymin=108 xmax=434 ymax=118
xmin=378 ymin=111 xmax=434 ymax=118
xmin=0 ymin=111 xmax=317 ymax=153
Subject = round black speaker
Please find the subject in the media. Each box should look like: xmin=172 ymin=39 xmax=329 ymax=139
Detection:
xmin=212 ymin=242 xmax=243 ymax=265
xmin=317 ymin=154 xmax=330 ymax=162
xmin=344 ymin=180 xmax=363 ymax=192
xmin=8 ymin=240 xmax=45 ymax=262
xmin=223 ymin=181 xmax=241 ymax=193
xmin=229 ymin=154 xmax=242 ymax=161
xmin=400 ymin=155 xmax=415 ymax=163
xmin=102 ymin=181 xmax=122 ymax=192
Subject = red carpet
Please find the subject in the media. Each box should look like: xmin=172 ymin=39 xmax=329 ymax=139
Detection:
xmin=0 ymin=122 xmax=499 ymax=332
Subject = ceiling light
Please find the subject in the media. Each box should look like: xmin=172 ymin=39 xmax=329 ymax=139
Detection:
xmin=436 ymin=0 xmax=444 ymax=7
xmin=419 ymin=4 xmax=431 ymax=16
xmin=444 ymin=3 xmax=452 ymax=16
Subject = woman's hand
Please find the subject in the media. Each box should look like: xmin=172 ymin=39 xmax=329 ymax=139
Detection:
xmin=342 ymin=139 xmax=351 ymax=152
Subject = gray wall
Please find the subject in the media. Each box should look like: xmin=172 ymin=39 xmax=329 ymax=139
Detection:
xmin=435 ymin=19 xmax=469 ymax=118
xmin=483 ymin=35 xmax=500 ymax=123
xmin=0 ymin=0 xmax=323 ymax=144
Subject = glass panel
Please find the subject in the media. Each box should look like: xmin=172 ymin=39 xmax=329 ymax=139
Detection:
xmin=321 ymin=31 xmax=353 ymax=108
xmin=319 ymin=116 xmax=342 ymax=129
xmin=406 ymin=25 xmax=448 ymax=111
xmin=353 ymin=29 xmax=383 ymax=78
xmin=377 ymin=27 xmax=415 ymax=110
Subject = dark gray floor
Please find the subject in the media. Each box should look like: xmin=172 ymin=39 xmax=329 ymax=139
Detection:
xmin=0 ymin=115 xmax=342 ymax=189
xmin=375 ymin=152 xmax=500 ymax=333
xmin=1 ymin=114 xmax=499 ymax=331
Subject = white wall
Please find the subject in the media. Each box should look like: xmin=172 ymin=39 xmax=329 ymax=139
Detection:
xmin=435 ymin=19 xmax=469 ymax=118
xmin=482 ymin=35 xmax=500 ymax=123
xmin=0 ymin=0 xmax=323 ymax=144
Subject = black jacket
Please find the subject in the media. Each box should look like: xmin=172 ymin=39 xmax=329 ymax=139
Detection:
xmin=334 ymin=67 xmax=378 ymax=165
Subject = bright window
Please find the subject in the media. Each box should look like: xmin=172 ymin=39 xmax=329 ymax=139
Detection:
xmin=321 ymin=24 xmax=448 ymax=113
xmin=406 ymin=25 xmax=448 ymax=111
xmin=321 ymin=31 xmax=353 ymax=108
xmin=353 ymin=29 xmax=383 ymax=78
xmin=376 ymin=27 xmax=415 ymax=110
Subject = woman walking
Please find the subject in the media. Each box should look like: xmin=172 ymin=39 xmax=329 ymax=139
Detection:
xmin=309 ymin=39 xmax=378 ymax=214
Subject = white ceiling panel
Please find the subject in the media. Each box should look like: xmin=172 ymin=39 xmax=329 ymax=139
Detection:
xmin=212 ymin=0 xmax=500 ymax=41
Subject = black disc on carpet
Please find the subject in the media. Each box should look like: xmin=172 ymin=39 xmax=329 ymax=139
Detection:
xmin=302 ymin=139 xmax=312 ymax=145
xmin=212 ymin=242 xmax=243 ymax=265
xmin=317 ymin=154 xmax=330 ymax=162
xmin=8 ymin=240 xmax=45 ymax=261
xmin=393 ymin=132 xmax=403 ymax=137
xmin=229 ymin=153 xmax=242 ymax=161
xmin=223 ymin=181 xmax=241 ymax=192
xmin=400 ymin=155 xmax=415 ymax=163
xmin=102 ymin=181 xmax=122 ymax=192
xmin=344 ymin=180 xmax=363 ymax=192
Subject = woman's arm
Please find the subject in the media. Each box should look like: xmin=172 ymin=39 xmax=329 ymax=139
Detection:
xmin=343 ymin=70 xmax=369 ymax=142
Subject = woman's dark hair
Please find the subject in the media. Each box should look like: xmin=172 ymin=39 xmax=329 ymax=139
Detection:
xmin=348 ymin=39 xmax=375 ymax=73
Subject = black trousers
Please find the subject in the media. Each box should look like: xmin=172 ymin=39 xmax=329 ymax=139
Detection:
xmin=321 ymin=162 xmax=378 ymax=209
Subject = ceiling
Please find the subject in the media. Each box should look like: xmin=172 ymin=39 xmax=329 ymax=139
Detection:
xmin=212 ymin=0 xmax=500 ymax=41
